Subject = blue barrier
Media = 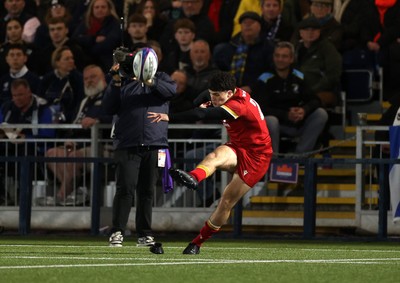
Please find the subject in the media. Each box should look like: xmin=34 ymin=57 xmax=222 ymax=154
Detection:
xmin=1 ymin=156 xmax=399 ymax=238
xmin=0 ymin=156 xmax=113 ymax=235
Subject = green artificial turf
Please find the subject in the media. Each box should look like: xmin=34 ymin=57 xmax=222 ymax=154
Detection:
xmin=1 ymin=236 xmax=400 ymax=283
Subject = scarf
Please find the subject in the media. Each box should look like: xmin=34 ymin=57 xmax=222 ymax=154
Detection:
xmin=230 ymin=37 xmax=248 ymax=86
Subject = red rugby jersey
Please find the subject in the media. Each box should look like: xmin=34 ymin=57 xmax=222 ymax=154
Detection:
xmin=220 ymin=88 xmax=272 ymax=153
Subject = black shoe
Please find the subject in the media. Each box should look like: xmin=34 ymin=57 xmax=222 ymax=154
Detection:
xmin=169 ymin=168 xmax=198 ymax=190
xmin=182 ymin=243 xmax=200 ymax=254
xmin=149 ymin=242 xmax=164 ymax=254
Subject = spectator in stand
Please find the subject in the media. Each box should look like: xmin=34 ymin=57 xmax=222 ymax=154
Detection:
xmin=36 ymin=17 xmax=88 ymax=75
xmin=260 ymin=0 xmax=294 ymax=44
xmin=163 ymin=18 xmax=196 ymax=74
xmin=168 ymin=69 xmax=195 ymax=139
xmin=72 ymin=0 xmax=121 ymax=72
xmin=45 ymin=65 xmax=112 ymax=206
xmin=123 ymin=13 xmax=149 ymax=50
xmin=332 ymin=0 xmax=365 ymax=52
xmin=252 ymin=41 xmax=328 ymax=155
xmin=0 ymin=0 xmax=41 ymax=43
xmin=294 ymin=17 xmax=342 ymax=108
xmin=0 ymin=79 xmax=55 ymax=205
xmin=184 ymin=39 xmax=220 ymax=102
xmin=37 ymin=45 xmax=84 ymax=124
xmin=203 ymin=0 xmax=240 ymax=44
xmin=34 ymin=0 xmax=75 ymax=48
xmin=213 ymin=11 xmax=273 ymax=93
xmin=360 ymin=0 xmax=400 ymax=100
xmin=291 ymin=0 xmax=343 ymax=50
xmin=0 ymin=18 xmax=38 ymax=76
xmin=0 ymin=44 xmax=41 ymax=106
xmin=282 ymin=0 xmax=311 ymax=30
xmin=159 ymin=0 xmax=216 ymax=54
xmin=135 ymin=0 xmax=168 ymax=42
xmin=231 ymin=0 xmax=261 ymax=37
xmin=169 ymin=69 xmax=193 ymax=114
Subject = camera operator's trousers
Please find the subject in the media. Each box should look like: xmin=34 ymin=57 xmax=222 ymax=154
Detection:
xmin=111 ymin=147 xmax=160 ymax=237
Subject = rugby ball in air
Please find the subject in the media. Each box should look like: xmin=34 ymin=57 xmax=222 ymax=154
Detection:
xmin=132 ymin=47 xmax=158 ymax=81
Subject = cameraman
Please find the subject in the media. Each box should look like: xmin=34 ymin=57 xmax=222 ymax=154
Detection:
xmin=103 ymin=45 xmax=176 ymax=248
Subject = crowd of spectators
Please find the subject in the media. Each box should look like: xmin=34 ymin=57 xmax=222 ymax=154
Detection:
xmin=1 ymin=0 xmax=400 ymax=205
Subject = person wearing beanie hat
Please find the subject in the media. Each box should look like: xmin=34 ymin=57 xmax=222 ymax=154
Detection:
xmin=239 ymin=11 xmax=262 ymax=24
xmin=297 ymin=16 xmax=321 ymax=30
xmin=231 ymin=0 xmax=262 ymax=37
xmin=293 ymin=14 xmax=342 ymax=108
xmin=214 ymin=10 xmax=273 ymax=92
xmin=290 ymin=0 xmax=342 ymax=49
xmin=307 ymin=0 xmax=342 ymax=50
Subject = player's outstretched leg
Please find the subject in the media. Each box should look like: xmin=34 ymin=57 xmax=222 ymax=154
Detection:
xmin=169 ymin=168 xmax=198 ymax=190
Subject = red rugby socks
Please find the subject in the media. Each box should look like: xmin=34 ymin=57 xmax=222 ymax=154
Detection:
xmin=189 ymin=165 xmax=210 ymax=183
xmin=192 ymin=219 xmax=221 ymax=247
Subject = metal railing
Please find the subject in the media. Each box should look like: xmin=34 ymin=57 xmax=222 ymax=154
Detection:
xmin=0 ymin=123 xmax=398 ymax=239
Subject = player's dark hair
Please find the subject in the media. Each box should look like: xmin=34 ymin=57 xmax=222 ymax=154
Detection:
xmin=209 ymin=72 xmax=236 ymax=92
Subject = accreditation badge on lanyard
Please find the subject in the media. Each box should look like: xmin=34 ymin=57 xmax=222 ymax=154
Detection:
xmin=158 ymin=149 xmax=166 ymax=167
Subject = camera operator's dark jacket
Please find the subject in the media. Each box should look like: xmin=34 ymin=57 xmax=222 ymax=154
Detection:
xmin=102 ymin=72 xmax=176 ymax=150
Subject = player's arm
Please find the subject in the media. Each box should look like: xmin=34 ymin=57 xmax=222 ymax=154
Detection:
xmin=148 ymin=107 xmax=233 ymax=123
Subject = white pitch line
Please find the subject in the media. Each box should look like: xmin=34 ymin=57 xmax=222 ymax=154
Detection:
xmin=2 ymin=256 xmax=400 ymax=263
xmin=1 ymin=244 xmax=400 ymax=254
xmin=0 ymin=256 xmax=214 ymax=261
xmin=1 ymin=258 xmax=400 ymax=270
